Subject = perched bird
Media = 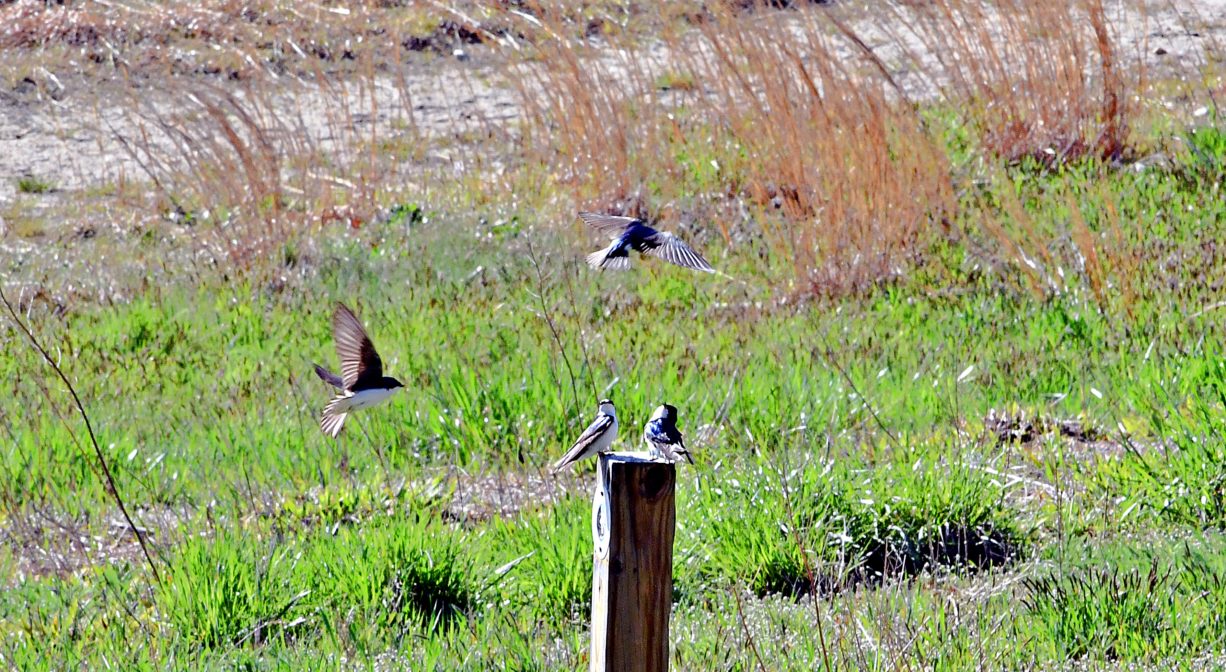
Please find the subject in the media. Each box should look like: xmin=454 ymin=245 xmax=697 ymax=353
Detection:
xmin=643 ymin=403 xmax=693 ymax=464
xmin=314 ymin=302 xmax=404 ymax=438
xmin=551 ymin=399 xmax=619 ymax=473
xmin=580 ymin=212 xmax=715 ymax=273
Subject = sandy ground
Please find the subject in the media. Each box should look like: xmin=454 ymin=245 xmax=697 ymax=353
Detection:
xmin=0 ymin=57 xmax=516 ymax=202
xmin=0 ymin=1 xmax=1223 ymax=212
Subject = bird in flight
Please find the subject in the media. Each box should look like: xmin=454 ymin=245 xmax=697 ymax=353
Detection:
xmin=551 ymin=399 xmax=619 ymax=473
xmin=314 ymin=302 xmax=403 ymax=438
xmin=580 ymin=212 xmax=716 ymax=273
xmin=643 ymin=403 xmax=693 ymax=464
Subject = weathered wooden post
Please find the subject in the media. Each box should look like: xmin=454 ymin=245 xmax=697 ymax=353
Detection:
xmin=590 ymin=452 xmax=677 ymax=672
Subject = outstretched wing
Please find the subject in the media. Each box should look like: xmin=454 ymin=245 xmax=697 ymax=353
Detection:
xmin=332 ymin=302 xmax=383 ymax=389
xmin=645 ymin=231 xmax=716 ymax=273
xmin=579 ymin=212 xmax=641 ymax=234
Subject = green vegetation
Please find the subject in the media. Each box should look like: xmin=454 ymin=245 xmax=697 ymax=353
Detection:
xmin=15 ymin=176 xmax=53 ymax=195
xmin=5 ymin=147 xmax=1226 ymax=667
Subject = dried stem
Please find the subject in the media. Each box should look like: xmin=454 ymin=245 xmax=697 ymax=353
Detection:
xmin=0 ymin=286 xmax=163 ymax=585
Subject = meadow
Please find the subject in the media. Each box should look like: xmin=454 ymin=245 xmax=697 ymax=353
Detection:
xmin=2 ymin=0 xmax=1226 ymax=669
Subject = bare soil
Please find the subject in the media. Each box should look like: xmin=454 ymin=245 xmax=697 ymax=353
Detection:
xmin=0 ymin=1 xmax=1222 ymax=211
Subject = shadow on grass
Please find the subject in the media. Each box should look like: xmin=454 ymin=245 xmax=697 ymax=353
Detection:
xmin=751 ymin=522 xmax=1024 ymax=599
xmin=690 ymin=457 xmax=1029 ymax=599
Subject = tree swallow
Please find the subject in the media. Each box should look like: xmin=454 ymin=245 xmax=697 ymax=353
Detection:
xmin=551 ymin=399 xmax=618 ymax=473
xmin=643 ymin=403 xmax=693 ymax=464
xmin=314 ymin=302 xmax=404 ymax=438
xmin=580 ymin=212 xmax=716 ymax=273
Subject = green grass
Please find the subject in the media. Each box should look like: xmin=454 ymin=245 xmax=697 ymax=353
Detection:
xmin=3 ymin=85 xmax=1226 ymax=671
xmin=1023 ymin=536 xmax=1226 ymax=662
xmin=15 ymin=176 xmax=54 ymax=195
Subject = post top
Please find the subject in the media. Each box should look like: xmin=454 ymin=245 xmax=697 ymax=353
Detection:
xmin=598 ymin=451 xmax=673 ymax=466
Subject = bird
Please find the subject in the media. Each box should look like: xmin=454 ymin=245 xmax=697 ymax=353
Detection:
xmin=643 ymin=403 xmax=693 ymax=464
xmin=551 ymin=399 xmax=619 ymax=473
xmin=313 ymin=302 xmax=404 ymax=438
xmin=579 ymin=212 xmax=716 ymax=273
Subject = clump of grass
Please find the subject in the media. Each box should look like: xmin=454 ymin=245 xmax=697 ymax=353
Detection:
xmin=1182 ymin=117 xmax=1226 ymax=180
xmin=158 ymin=530 xmax=304 ymax=650
xmin=16 ymin=176 xmax=53 ymax=194
xmin=685 ymin=463 xmax=812 ymax=596
xmin=845 ymin=459 xmax=1024 ymax=580
xmin=1024 ymin=562 xmax=1177 ymax=660
xmin=1098 ymin=357 xmax=1226 ymax=530
xmin=302 ymin=514 xmax=475 ymax=647
xmin=5 ymin=211 xmax=45 ymax=239
xmin=654 ymin=70 xmax=695 ymax=91
xmin=158 ymin=513 xmax=475 ymax=654
xmin=687 ymin=452 xmax=1025 ymax=597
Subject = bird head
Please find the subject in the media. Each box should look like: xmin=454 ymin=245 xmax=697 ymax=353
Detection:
xmin=650 ymin=403 xmax=677 ymax=422
xmin=385 ymin=377 xmax=405 ymax=389
xmin=598 ymin=399 xmax=616 ymax=416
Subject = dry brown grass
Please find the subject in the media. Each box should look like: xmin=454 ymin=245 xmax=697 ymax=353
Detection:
xmin=884 ymin=0 xmax=1142 ymax=165
xmin=111 ymin=77 xmax=388 ymax=267
xmin=503 ymin=0 xmax=1149 ymax=294
xmin=508 ymin=2 xmax=956 ymax=294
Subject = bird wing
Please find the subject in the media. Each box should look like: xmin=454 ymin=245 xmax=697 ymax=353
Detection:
xmin=313 ymin=363 xmax=345 ymax=389
xmin=552 ymin=414 xmax=615 ymax=471
xmin=579 ymin=212 xmax=641 ymax=234
xmin=645 ymin=231 xmax=716 ymax=273
xmin=644 ymin=426 xmax=692 ymax=463
xmin=645 ymin=421 xmax=684 ymax=447
xmin=332 ymin=302 xmax=383 ymax=389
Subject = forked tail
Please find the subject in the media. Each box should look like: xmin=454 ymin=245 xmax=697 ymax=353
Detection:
xmin=320 ymin=396 xmax=350 ymax=438
xmin=586 ymin=245 xmax=632 ymax=271
xmin=586 ymin=247 xmax=611 ymax=269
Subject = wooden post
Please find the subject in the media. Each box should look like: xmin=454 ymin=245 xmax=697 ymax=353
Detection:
xmin=590 ymin=452 xmax=677 ymax=672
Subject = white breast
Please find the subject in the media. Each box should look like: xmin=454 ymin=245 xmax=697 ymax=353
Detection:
xmin=346 ymin=387 xmax=399 ymax=411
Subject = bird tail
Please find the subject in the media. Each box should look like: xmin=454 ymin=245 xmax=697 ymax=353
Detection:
xmin=551 ymin=443 xmax=590 ymax=474
xmin=320 ymin=396 xmax=351 ymax=438
xmin=586 ymin=246 xmax=612 ymax=270
xmin=586 ymin=245 xmax=632 ymax=271
xmin=550 ymin=453 xmax=575 ymax=474
xmin=314 ymin=363 xmax=345 ymax=389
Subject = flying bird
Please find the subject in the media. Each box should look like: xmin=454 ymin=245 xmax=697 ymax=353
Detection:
xmin=551 ymin=399 xmax=619 ymax=473
xmin=580 ymin=212 xmax=715 ymax=273
xmin=314 ymin=302 xmax=404 ymax=438
xmin=643 ymin=403 xmax=693 ymax=464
